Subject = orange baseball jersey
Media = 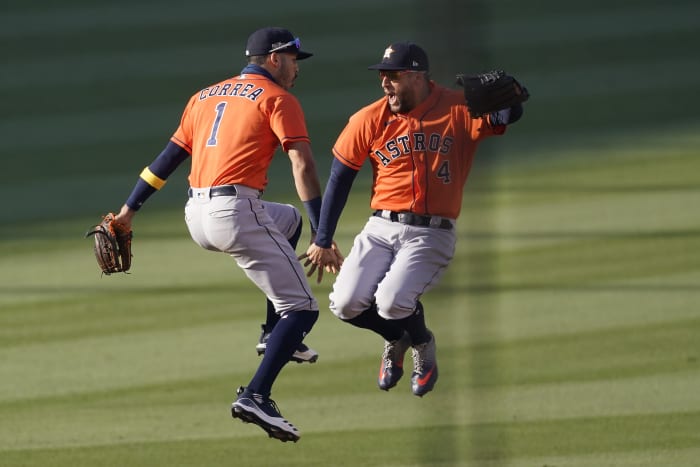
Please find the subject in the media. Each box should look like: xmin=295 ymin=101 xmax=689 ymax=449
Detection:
xmin=332 ymin=82 xmax=505 ymax=219
xmin=171 ymin=73 xmax=310 ymax=190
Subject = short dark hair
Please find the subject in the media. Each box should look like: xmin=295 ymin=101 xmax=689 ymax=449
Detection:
xmin=248 ymin=55 xmax=267 ymax=65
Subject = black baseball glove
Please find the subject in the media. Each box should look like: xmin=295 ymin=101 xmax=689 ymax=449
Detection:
xmin=456 ymin=70 xmax=529 ymax=118
xmin=85 ymin=213 xmax=133 ymax=275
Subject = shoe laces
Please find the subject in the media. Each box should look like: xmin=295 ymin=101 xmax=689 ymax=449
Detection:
xmin=382 ymin=334 xmax=407 ymax=368
xmin=237 ymin=386 xmax=282 ymax=416
xmin=381 ymin=341 xmax=396 ymax=368
xmin=252 ymin=393 xmax=283 ymax=416
xmin=411 ymin=341 xmax=432 ymax=375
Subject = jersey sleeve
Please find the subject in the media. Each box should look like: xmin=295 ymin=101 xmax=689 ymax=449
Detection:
xmin=170 ymin=94 xmax=197 ymax=153
xmin=267 ymin=94 xmax=310 ymax=151
xmin=331 ymin=108 xmax=376 ymax=170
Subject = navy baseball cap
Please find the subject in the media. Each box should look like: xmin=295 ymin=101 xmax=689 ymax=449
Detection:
xmin=245 ymin=27 xmax=313 ymax=60
xmin=368 ymin=42 xmax=429 ymax=71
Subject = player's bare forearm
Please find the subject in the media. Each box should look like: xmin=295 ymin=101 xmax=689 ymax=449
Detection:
xmin=287 ymin=143 xmax=322 ymax=201
xmin=294 ymin=168 xmax=322 ymax=201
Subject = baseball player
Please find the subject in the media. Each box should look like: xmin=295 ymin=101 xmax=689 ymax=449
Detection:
xmin=110 ymin=27 xmax=341 ymax=442
xmin=304 ymin=42 xmax=526 ymax=397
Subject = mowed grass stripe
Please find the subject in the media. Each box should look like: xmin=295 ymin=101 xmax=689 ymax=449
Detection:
xmin=1 ymin=7 xmax=410 ymax=80
xmin=2 ymin=406 xmax=699 ymax=465
xmin=491 ymin=231 xmax=700 ymax=285
xmin=461 ymin=317 xmax=700 ymax=386
xmin=2 ymin=361 xmax=698 ymax=449
xmin=495 ymin=28 xmax=700 ymax=72
xmin=486 ymin=2 xmax=700 ymax=46
xmin=0 ymin=0 xmax=415 ymax=40
xmin=2 ymin=295 xmax=696 ymax=400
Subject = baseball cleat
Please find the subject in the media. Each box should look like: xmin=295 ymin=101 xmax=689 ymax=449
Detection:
xmin=378 ymin=331 xmax=412 ymax=391
xmin=410 ymin=331 xmax=438 ymax=397
xmin=231 ymin=386 xmax=301 ymax=443
xmin=256 ymin=324 xmax=319 ymax=363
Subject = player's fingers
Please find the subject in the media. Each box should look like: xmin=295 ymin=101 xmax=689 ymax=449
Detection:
xmin=305 ymin=263 xmax=317 ymax=278
xmin=331 ymin=243 xmax=345 ymax=263
xmin=328 ymin=260 xmax=339 ymax=273
xmin=297 ymin=253 xmax=308 ymax=261
xmin=329 ymin=251 xmax=343 ymax=269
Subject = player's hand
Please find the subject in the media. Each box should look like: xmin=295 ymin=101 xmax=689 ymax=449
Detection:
xmin=299 ymin=242 xmax=343 ymax=284
xmin=299 ymin=248 xmax=320 ymax=282
xmin=330 ymin=241 xmax=344 ymax=268
xmin=299 ymin=244 xmax=334 ymax=283
xmin=113 ymin=204 xmax=136 ymax=232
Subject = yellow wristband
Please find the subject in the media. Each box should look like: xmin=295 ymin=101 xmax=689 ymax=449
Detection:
xmin=139 ymin=167 xmax=166 ymax=190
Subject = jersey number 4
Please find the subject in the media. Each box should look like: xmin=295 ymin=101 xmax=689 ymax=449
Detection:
xmin=437 ymin=160 xmax=451 ymax=183
xmin=206 ymin=102 xmax=227 ymax=147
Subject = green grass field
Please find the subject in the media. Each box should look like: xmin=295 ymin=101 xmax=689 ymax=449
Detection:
xmin=2 ymin=0 xmax=700 ymax=466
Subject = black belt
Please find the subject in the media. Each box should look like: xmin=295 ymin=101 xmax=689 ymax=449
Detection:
xmin=373 ymin=210 xmax=453 ymax=230
xmin=188 ymin=185 xmax=238 ymax=198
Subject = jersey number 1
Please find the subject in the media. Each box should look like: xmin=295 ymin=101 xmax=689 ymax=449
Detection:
xmin=206 ymin=102 xmax=227 ymax=147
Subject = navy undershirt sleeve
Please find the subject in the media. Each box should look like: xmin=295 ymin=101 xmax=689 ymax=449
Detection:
xmin=302 ymin=197 xmax=322 ymax=233
xmin=314 ymin=158 xmax=359 ymax=248
xmin=125 ymin=179 xmax=158 ymax=211
xmin=508 ymin=103 xmax=523 ymax=124
xmin=149 ymin=141 xmax=191 ymax=178
xmin=125 ymin=141 xmax=190 ymax=210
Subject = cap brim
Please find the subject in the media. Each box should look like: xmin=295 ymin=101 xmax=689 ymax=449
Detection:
xmin=271 ymin=47 xmax=313 ymax=60
xmin=367 ymin=63 xmax=407 ymax=71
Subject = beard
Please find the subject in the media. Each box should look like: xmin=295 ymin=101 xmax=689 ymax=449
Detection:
xmin=387 ymin=90 xmax=415 ymax=113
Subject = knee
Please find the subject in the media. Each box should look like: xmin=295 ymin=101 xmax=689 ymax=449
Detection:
xmin=375 ymin=292 xmax=413 ymax=320
xmin=329 ymin=294 xmax=366 ymax=321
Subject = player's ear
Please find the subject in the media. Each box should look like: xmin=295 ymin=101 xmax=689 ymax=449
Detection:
xmin=268 ymin=52 xmax=281 ymax=68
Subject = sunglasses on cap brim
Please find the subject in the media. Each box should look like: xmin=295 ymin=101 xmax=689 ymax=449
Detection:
xmin=268 ymin=38 xmax=301 ymax=53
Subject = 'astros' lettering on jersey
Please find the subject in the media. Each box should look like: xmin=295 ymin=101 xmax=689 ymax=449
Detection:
xmin=332 ymin=82 xmax=505 ymax=219
xmin=171 ymin=73 xmax=310 ymax=190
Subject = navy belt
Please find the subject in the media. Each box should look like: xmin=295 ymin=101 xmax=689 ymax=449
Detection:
xmin=188 ymin=185 xmax=238 ymax=198
xmin=373 ymin=210 xmax=453 ymax=230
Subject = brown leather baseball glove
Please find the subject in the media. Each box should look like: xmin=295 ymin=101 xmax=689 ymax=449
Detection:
xmin=85 ymin=213 xmax=133 ymax=275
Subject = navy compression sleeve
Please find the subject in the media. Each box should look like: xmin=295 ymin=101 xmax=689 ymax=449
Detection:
xmin=508 ymin=103 xmax=523 ymax=124
xmin=302 ymin=197 xmax=322 ymax=233
xmin=314 ymin=158 xmax=359 ymax=248
xmin=125 ymin=141 xmax=190 ymax=210
xmin=488 ymin=103 xmax=524 ymax=126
